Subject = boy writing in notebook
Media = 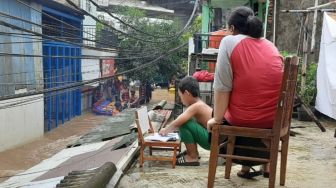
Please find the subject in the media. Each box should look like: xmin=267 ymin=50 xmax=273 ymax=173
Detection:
xmin=159 ymin=76 xmax=212 ymax=166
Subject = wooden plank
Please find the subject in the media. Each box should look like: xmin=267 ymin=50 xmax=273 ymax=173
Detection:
xmin=219 ymin=154 xmax=270 ymax=163
xmin=107 ymin=141 xmax=139 ymax=187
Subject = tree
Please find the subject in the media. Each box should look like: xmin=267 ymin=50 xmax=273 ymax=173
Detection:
xmin=113 ymin=7 xmax=201 ymax=84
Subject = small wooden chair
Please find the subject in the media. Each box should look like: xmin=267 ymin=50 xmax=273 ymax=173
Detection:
xmin=208 ymin=56 xmax=299 ymax=188
xmin=135 ymin=106 xmax=181 ymax=168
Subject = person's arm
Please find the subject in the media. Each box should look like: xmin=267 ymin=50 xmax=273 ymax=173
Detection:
xmin=130 ymin=95 xmax=139 ymax=106
xmin=207 ymin=37 xmax=233 ymax=131
xmin=159 ymin=105 xmax=196 ymax=135
xmin=207 ymin=91 xmax=230 ymax=131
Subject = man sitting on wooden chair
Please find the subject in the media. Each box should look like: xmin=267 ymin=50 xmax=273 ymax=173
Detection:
xmin=159 ymin=76 xmax=212 ymax=166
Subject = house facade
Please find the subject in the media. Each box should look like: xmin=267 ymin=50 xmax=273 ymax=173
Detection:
xmin=0 ymin=0 xmax=88 ymax=151
xmin=0 ymin=0 xmax=44 ymax=152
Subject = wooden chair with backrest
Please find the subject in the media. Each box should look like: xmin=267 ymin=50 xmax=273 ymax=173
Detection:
xmin=135 ymin=106 xmax=181 ymax=168
xmin=207 ymin=56 xmax=299 ymax=188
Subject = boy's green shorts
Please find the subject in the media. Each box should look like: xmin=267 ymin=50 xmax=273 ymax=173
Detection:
xmin=179 ymin=119 xmax=210 ymax=150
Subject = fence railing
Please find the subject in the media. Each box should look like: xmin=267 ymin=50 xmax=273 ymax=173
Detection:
xmin=83 ymin=25 xmax=118 ymax=48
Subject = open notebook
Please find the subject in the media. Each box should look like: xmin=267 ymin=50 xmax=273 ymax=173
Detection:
xmin=144 ymin=133 xmax=179 ymax=142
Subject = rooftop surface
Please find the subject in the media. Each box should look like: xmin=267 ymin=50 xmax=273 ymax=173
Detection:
xmin=118 ymin=119 xmax=336 ymax=188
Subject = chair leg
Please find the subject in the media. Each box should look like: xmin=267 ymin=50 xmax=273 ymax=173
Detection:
xmin=208 ymin=126 xmax=220 ymax=188
xmin=172 ymin=146 xmax=177 ymax=168
xmin=280 ymin=134 xmax=290 ymax=186
xmin=225 ymin=136 xmax=236 ymax=179
xmin=269 ymin=139 xmax=280 ymax=188
xmin=149 ymin=146 xmax=153 ymax=156
xmin=139 ymin=146 xmax=144 ymax=167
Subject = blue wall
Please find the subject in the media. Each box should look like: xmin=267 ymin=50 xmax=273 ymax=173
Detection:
xmin=42 ymin=6 xmax=83 ymax=131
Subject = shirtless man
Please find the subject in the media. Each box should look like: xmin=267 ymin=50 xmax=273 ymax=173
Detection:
xmin=159 ymin=76 xmax=212 ymax=166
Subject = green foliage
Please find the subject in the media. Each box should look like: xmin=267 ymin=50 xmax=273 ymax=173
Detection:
xmin=280 ymin=51 xmax=317 ymax=106
xmin=115 ymin=7 xmax=200 ymax=84
xmin=280 ymin=50 xmax=296 ymax=58
xmin=299 ymin=63 xmax=318 ymax=106
xmin=182 ymin=15 xmax=202 ymax=40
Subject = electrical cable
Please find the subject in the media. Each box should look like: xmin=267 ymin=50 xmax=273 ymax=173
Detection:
xmin=11 ymin=0 xmax=198 ymax=54
xmin=0 ymin=50 xmax=185 ymax=106
xmin=0 ymin=11 xmax=128 ymax=50
xmin=65 ymin=0 xmax=199 ymax=44
xmin=103 ymin=0 xmax=200 ymax=42
xmin=0 ymin=11 xmax=123 ymax=51
xmin=0 ymin=84 xmax=83 ymax=108
xmin=0 ymin=20 xmax=124 ymax=54
xmin=0 ymin=39 xmax=45 ymax=44
xmin=15 ymin=0 xmax=131 ymax=51
xmin=0 ymin=63 xmax=101 ymax=77
xmin=87 ymin=0 xmax=195 ymax=39
xmin=65 ymin=0 xmax=159 ymax=43
xmin=1 ymin=11 xmax=159 ymax=54
xmin=0 ymin=70 xmax=101 ymax=86
xmin=0 ymin=42 xmax=188 ymax=101
xmin=16 ymin=0 xmax=103 ymax=43
xmin=0 ymin=48 xmax=170 ymax=78
xmin=0 ymin=0 xmax=192 ymax=102
xmin=0 ymin=19 xmax=179 ymax=57
xmin=0 ymin=52 xmax=160 ymax=60
xmin=1 ymin=52 xmax=166 ymax=86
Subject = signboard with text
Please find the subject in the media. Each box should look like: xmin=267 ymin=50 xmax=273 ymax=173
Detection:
xmin=101 ymin=59 xmax=116 ymax=77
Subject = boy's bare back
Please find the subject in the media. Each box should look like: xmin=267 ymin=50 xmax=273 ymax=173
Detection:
xmin=186 ymin=100 xmax=212 ymax=129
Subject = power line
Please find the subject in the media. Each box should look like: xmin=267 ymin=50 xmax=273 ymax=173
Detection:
xmin=65 ymin=0 xmax=199 ymax=44
xmin=0 ymin=69 xmax=138 ymax=109
xmin=0 ymin=69 xmax=101 ymax=86
xmin=0 ymin=16 xmax=181 ymax=56
xmin=16 ymin=0 xmax=104 ymax=43
xmin=65 ymin=0 xmax=160 ymax=43
xmin=13 ymin=0 xmax=198 ymax=54
xmin=0 ymin=32 xmax=164 ymax=56
xmin=0 ymin=49 xmax=165 ymax=78
xmin=0 ymin=84 xmax=83 ymax=107
xmin=0 ymin=52 xmax=159 ymax=60
xmin=106 ymin=0 xmax=200 ymax=42
xmin=88 ymin=0 xmax=193 ymax=39
xmin=0 ymin=63 xmax=100 ymax=77
xmin=0 ymin=11 xmax=123 ymax=51
xmin=0 ymin=20 xmax=123 ymax=54
xmin=0 ymin=39 xmax=45 ymax=44
xmin=0 ymin=42 xmax=188 ymax=101
xmin=0 ymin=55 xmax=157 ymax=108
xmin=14 ymin=0 xmax=130 ymax=50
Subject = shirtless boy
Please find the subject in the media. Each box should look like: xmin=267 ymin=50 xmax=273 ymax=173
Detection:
xmin=159 ymin=76 xmax=212 ymax=166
